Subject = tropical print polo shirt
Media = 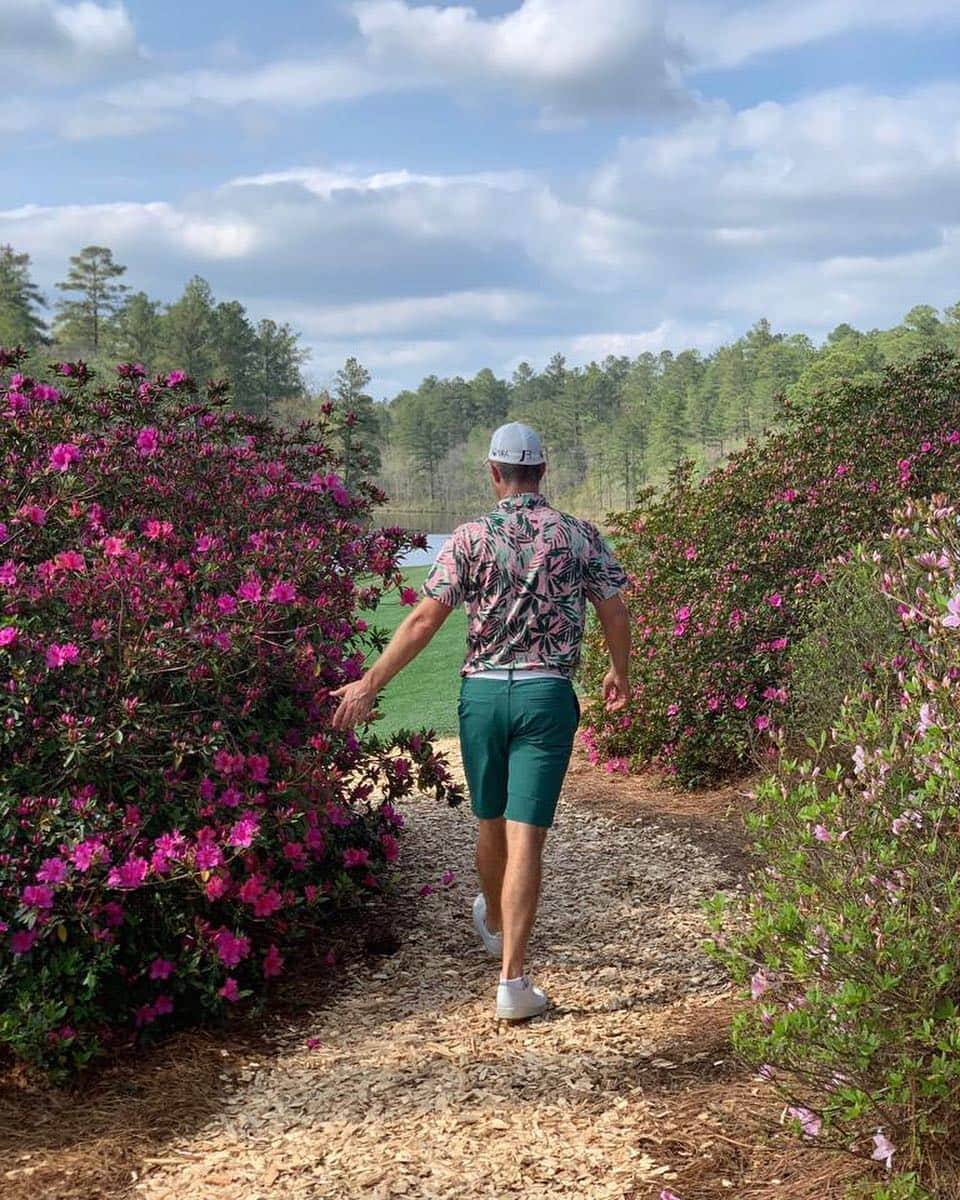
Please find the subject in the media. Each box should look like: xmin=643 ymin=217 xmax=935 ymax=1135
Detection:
xmin=422 ymin=493 xmax=628 ymax=677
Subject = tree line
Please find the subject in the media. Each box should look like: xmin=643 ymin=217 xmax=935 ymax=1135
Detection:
xmin=4 ymin=240 xmax=959 ymax=520
xmin=0 ymin=243 xmax=308 ymax=415
xmin=376 ymin=305 xmax=960 ymax=518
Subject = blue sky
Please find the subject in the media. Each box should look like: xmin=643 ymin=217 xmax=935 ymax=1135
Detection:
xmin=2 ymin=0 xmax=960 ymax=396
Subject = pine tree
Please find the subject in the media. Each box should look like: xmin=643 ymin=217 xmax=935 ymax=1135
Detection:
xmin=159 ymin=276 xmax=217 ymax=381
xmin=250 ymin=319 xmax=308 ymax=415
xmin=334 ymin=357 xmax=382 ymax=484
xmin=113 ymin=291 xmax=162 ymax=370
xmin=54 ymin=245 xmax=127 ymax=352
xmin=0 ymin=244 xmax=47 ymax=349
xmin=213 ymin=300 xmax=259 ymax=410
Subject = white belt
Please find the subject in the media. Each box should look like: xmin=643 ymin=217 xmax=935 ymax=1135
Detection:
xmin=467 ymin=668 xmax=566 ymax=681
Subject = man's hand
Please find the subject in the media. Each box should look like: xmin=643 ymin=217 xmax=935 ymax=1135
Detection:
xmin=602 ymin=668 xmax=630 ymax=712
xmin=331 ymin=677 xmax=377 ymax=730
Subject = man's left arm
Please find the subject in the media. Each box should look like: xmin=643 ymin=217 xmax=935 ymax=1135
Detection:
xmin=330 ymin=597 xmax=453 ymax=730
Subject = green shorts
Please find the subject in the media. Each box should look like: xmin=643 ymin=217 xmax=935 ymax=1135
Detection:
xmin=457 ymin=673 xmax=581 ymax=828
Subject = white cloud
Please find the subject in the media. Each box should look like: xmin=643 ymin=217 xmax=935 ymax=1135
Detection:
xmin=353 ymin=0 xmax=689 ymax=116
xmin=0 ymin=0 xmax=139 ymax=76
xmin=570 ymin=320 xmax=734 ymax=360
xmin=277 ymin=290 xmax=541 ymax=338
xmin=677 ymin=0 xmax=960 ymax=70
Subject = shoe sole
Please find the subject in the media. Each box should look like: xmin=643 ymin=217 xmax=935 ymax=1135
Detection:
xmin=495 ymin=1002 xmax=549 ymax=1021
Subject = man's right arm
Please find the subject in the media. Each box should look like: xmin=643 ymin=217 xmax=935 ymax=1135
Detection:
xmin=591 ymin=593 xmax=631 ymax=711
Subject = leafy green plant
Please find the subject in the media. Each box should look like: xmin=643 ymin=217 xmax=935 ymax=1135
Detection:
xmin=786 ymin=555 xmax=903 ymax=763
xmin=582 ymin=351 xmax=960 ymax=785
xmin=709 ymin=498 xmax=960 ymax=1192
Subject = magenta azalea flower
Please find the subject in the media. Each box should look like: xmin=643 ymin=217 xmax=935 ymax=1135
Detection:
xmin=49 ymin=442 xmax=81 ymax=471
xmin=108 ymin=857 xmax=149 ymax=890
xmin=263 ymin=944 xmax=284 ymax=977
xmin=399 ymin=587 xmax=418 ymax=606
xmin=21 ymin=884 xmax=54 ymax=909
xmin=212 ymin=928 xmax=251 ymax=967
xmin=149 ymin=958 xmax=175 ymax=980
xmin=10 ymin=928 xmax=36 ymax=954
xmin=237 ymin=577 xmax=262 ymax=602
xmin=268 ymin=580 xmax=297 ymax=603
xmin=219 ymin=977 xmax=240 ymax=1002
xmin=0 ymin=625 xmax=18 ymax=647
xmin=36 ymin=856 xmax=68 ymax=884
xmin=45 ymin=642 xmax=80 ymax=668
xmin=343 ymin=847 xmax=370 ymax=868
xmin=136 ymin=426 xmax=159 ymax=456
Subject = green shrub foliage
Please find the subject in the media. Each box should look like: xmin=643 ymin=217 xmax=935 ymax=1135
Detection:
xmin=582 ymin=352 xmax=960 ymax=785
xmin=710 ymin=499 xmax=960 ymax=1191
xmin=0 ymin=351 xmax=461 ymax=1074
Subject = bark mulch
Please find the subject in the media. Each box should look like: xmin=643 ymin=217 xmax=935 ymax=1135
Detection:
xmin=2 ymin=743 xmax=874 ymax=1200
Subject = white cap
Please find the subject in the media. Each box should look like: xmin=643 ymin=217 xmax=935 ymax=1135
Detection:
xmin=488 ymin=422 xmax=545 ymax=466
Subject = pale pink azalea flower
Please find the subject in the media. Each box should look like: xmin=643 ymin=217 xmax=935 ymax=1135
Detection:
xmin=813 ymin=824 xmax=832 ymax=842
xmin=660 ymin=1192 xmax=683 ymax=1200
xmin=786 ymin=1106 xmax=822 ymax=1138
xmin=918 ymin=703 xmax=937 ymax=733
xmin=943 ymin=593 xmax=960 ymax=628
xmin=751 ymin=969 xmax=773 ymax=1000
xmin=871 ymin=1131 xmax=895 ymax=1170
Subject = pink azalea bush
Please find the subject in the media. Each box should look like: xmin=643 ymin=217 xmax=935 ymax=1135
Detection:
xmin=0 ymin=350 xmax=461 ymax=1073
xmin=583 ymin=352 xmax=960 ymax=786
xmin=709 ymin=498 xmax=960 ymax=1195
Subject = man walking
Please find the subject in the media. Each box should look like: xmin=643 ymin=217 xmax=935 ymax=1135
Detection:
xmin=332 ymin=422 xmax=631 ymax=1020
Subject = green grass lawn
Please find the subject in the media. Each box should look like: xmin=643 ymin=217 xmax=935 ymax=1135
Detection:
xmin=365 ymin=565 xmax=466 ymax=737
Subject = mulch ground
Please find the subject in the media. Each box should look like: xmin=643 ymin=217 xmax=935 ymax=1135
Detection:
xmin=0 ymin=743 xmax=875 ymax=1200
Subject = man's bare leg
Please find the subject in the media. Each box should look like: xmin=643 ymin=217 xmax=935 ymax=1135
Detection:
xmin=500 ymin=819 xmax=549 ymax=980
xmin=475 ymin=817 xmax=507 ymax=933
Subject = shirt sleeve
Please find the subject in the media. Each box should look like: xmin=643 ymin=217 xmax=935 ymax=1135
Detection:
xmin=583 ymin=523 xmax=629 ymax=603
xmin=422 ymin=529 xmax=468 ymax=609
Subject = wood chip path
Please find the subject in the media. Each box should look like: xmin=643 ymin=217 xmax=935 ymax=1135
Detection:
xmin=134 ymin=742 xmax=739 ymax=1200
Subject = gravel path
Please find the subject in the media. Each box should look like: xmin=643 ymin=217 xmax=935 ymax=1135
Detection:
xmin=135 ymin=744 xmax=737 ymax=1200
